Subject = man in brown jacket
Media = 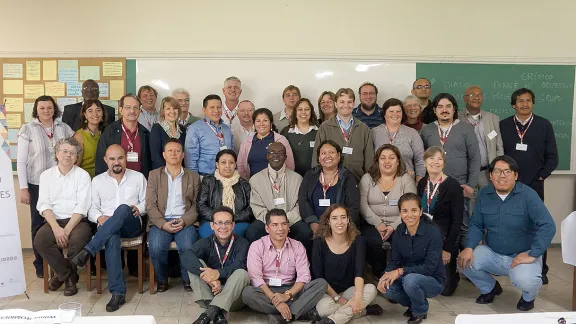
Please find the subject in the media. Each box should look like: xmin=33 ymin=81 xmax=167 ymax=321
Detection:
xmin=146 ymin=139 xmax=201 ymax=292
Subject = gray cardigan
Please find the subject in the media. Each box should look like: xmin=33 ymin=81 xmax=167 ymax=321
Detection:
xmin=372 ymin=124 xmax=425 ymax=178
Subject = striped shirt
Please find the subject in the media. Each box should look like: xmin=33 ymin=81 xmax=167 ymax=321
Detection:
xmin=17 ymin=119 xmax=74 ymax=188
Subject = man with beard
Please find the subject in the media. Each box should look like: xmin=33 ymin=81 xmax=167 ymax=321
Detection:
xmin=412 ymin=78 xmax=436 ymax=124
xmin=274 ymin=85 xmax=301 ymax=131
xmin=172 ymin=88 xmax=201 ymax=128
xmin=138 ymin=85 xmax=159 ymax=131
xmin=71 ymin=144 xmax=147 ymax=312
xmin=221 ymin=76 xmax=243 ymax=128
xmin=62 ymin=79 xmax=116 ymax=131
xmin=352 ymin=82 xmax=383 ymax=129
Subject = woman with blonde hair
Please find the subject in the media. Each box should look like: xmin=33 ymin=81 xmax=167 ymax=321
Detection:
xmin=149 ymin=96 xmax=187 ymax=169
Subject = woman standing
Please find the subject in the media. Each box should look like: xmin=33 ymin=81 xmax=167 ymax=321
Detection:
xmin=318 ymin=91 xmax=337 ymax=124
xmin=73 ymin=99 xmax=107 ymax=178
xmin=150 ymin=96 xmax=187 ymax=169
xmin=403 ymin=95 xmax=425 ymax=132
xmin=17 ymin=95 xmax=74 ymax=278
xmin=417 ymin=146 xmax=464 ymax=296
xmin=372 ymin=98 xmax=425 ymax=182
xmin=237 ymin=108 xmax=294 ymax=179
xmin=281 ymin=98 xmax=318 ymax=176
xmin=312 ymin=204 xmax=381 ymax=324
xmin=359 ymin=144 xmax=416 ymax=278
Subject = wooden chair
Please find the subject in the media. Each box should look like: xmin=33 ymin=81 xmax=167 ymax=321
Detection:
xmin=42 ymin=249 xmax=91 ymax=293
xmin=149 ymin=241 xmax=178 ymax=295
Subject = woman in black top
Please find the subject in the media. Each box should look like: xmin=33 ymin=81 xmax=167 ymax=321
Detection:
xmin=312 ymin=204 xmax=381 ymax=324
xmin=280 ymin=98 xmax=319 ymax=176
xmin=299 ymin=140 xmax=360 ymax=236
xmin=416 ymin=146 xmax=464 ymax=296
xmin=149 ymin=96 xmax=187 ymax=169
xmin=378 ymin=193 xmax=446 ymax=324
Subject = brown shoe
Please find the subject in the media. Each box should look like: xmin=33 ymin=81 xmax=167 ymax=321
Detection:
xmin=48 ymin=276 xmax=65 ymax=291
xmin=63 ymin=272 xmax=79 ymax=296
xmin=157 ymin=282 xmax=169 ymax=293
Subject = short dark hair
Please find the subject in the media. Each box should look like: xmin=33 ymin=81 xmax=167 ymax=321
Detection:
xmin=511 ymin=88 xmax=535 ymax=106
xmin=432 ymin=93 xmax=459 ymax=120
xmin=119 ymin=93 xmax=140 ymax=108
xmin=137 ymin=85 xmax=157 ymax=98
xmin=212 ymin=206 xmax=234 ymax=221
xmin=265 ymin=208 xmax=288 ymax=225
xmin=163 ymin=138 xmax=183 ymax=151
xmin=253 ymin=108 xmax=278 ymax=133
xmin=489 ymin=155 xmax=519 ymax=174
xmin=358 ymin=82 xmax=378 ymax=95
xmin=79 ymin=99 xmax=108 ymax=131
xmin=32 ymin=95 xmax=61 ymax=121
xmin=316 ymin=140 xmax=344 ymax=167
xmin=412 ymin=78 xmax=431 ymax=89
xmin=398 ymin=192 xmax=421 ymax=211
xmin=381 ymin=98 xmax=406 ymax=124
xmin=216 ymin=149 xmax=237 ymax=163
xmin=203 ymin=94 xmax=222 ymax=108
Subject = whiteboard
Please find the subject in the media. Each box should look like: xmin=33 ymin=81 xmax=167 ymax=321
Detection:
xmin=135 ymin=59 xmax=416 ymax=116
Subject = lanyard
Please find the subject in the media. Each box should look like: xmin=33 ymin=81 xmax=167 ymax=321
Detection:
xmin=140 ymin=108 xmax=157 ymax=128
xmin=269 ymin=174 xmax=285 ymax=197
xmin=320 ymin=171 xmax=338 ymax=199
xmin=204 ymin=119 xmax=224 ymax=144
xmin=384 ymin=125 xmax=399 ymax=144
xmin=514 ymin=115 xmax=534 ymax=144
xmin=214 ymin=235 xmax=234 ymax=268
xmin=426 ymin=176 xmax=443 ymax=213
xmin=467 ymin=113 xmax=481 ymax=127
xmin=338 ymin=123 xmax=353 ymax=144
xmin=121 ymin=124 xmax=139 ymax=152
xmin=275 ymin=247 xmax=285 ymax=278
xmin=42 ymin=122 xmax=54 ymax=143
xmin=223 ymin=108 xmax=237 ymax=124
xmin=437 ymin=122 xmax=454 ymax=147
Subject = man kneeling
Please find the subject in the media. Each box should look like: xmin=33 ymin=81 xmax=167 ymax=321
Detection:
xmin=181 ymin=206 xmax=250 ymax=324
xmin=458 ymin=155 xmax=555 ymax=311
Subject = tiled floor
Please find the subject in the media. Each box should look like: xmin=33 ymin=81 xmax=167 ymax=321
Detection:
xmin=2 ymin=247 xmax=573 ymax=323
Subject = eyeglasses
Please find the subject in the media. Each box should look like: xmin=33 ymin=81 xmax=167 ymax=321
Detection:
xmin=360 ymin=92 xmax=376 ymax=96
xmin=83 ymin=86 xmax=98 ymax=91
xmin=492 ymin=169 xmax=514 ymax=177
xmin=414 ymin=85 xmax=431 ymax=89
xmin=177 ymin=99 xmax=190 ymax=103
xmin=59 ymin=149 xmax=77 ymax=156
xmin=213 ymin=221 xmax=233 ymax=226
xmin=122 ymin=106 xmax=139 ymax=111
xmin=465 ymin=93 xmax=483 ymax=99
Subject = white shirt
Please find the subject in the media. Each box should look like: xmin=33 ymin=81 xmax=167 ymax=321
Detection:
xmin=221 ymin=101 xmax=240 ymax=128
xmin=288 ymin=125 xmax=318 ymax=135
xmin=232 ymin=123 xmax=255 ymax=154
xmin=164 ymin=167 xmax=186 ymax=218
xmin=88 ymin=169 xmax=147 ymax=223
xmin=37 ymin=165 xmax=92 ymax=220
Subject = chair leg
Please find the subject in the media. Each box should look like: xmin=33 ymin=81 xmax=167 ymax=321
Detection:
xmin=86 ymin=256 xmax=92 ymax=292
xmin=96 ymin=252 xmax=102 ymax=294
xmin=43 ymin=259 xmax=49 ymax=293
xmin=138 ymin=245 xmax=143 ymax=294
xmin=149 ymin=257 xmax=155 ymax=295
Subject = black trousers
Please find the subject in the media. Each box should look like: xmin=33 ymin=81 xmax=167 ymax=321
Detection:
xmin=441 ymin=244 xmax=460 ymax=296
xmin=361 ymin=224 xmax=390 ymax=278
xmin=531 ymin=180 xmax=548 ymax=277
xmin=28 ymin=184 xmax=44 ymax=273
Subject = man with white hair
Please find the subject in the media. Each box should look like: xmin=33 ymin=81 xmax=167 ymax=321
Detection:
xmin=232 ymin=100 xmax=255 ymax=154
xmin=221 ymin=76 xmax=242 ymax=128
xmin=172 ymin=88 xmax=201 ymax=128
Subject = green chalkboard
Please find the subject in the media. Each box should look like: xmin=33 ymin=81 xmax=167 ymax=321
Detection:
xmin=416 ymin=63 xmax=575 ymax=171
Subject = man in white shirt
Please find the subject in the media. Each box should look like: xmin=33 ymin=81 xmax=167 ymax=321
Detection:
xmin=34 ymin=138 xmax=92 ymax=297
xmin=232 ymin=100 xmax=255 ymax=154
xmin=274 ymin=85 xmax=301 ymax=131
xmin=221 ymin=76 xmax=242 ymax=127
xmin=71 ymin=144 xmax=147 ymax=312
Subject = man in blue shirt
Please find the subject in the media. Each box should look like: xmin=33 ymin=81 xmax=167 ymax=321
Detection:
xmin=185 ymin=95 xmax=234 ymax=176
xmin=458 ymin=155 xmax=555 ymax=312
xmin=352 ymin=82 xmax=383 ymax=129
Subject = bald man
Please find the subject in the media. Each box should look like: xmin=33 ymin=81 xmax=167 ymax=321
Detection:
xmin=232 ymin=100 xmax=255 ymax=154
xmin=71 ymin=145 xmax=147 ymax=312
xmin=63 ymin=79 xmax=116 ymax=131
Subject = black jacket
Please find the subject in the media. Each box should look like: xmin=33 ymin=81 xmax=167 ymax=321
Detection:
xmin=417 ymin=176 xmax=464 ymax=252
xmin=149 ymin=123 xmax=187 ymax=169
xmin=95 ymin=120 xmax=152 ymax=178
xmin=62 ymin=102 xmax=116 ymax=131
xmin=197 ymin=175 xmax=253 ymax=224
xmin=299 ymin=166 xmax=360 ymax=226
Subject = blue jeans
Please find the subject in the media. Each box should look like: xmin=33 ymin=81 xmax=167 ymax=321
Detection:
xmin=84 ymin=204 xmax=142 ymax=295
xmin=148 ymin=220 xmax=198 ymax=283
xmin=384 ymin=273 xmax=444 ymax=316
xmin=459 ymin=245 xmax=543 ymax=302
xmin=198 ymin=222 xmax=250 ymax=238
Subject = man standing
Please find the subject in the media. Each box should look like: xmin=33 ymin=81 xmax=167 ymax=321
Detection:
xmin=221 ymin=76 xmax=242 ymax=128
xmin=232 ymin=100 xmax=255 ymax=154
xmin=138 ymin=85 xmax=158 ymax=131
xmin=352 ymin=82 xmax=383 ymax=129
xmin=274 ymin=85 xmax=301 ymax=131
xmin=459 ymin=156 xmax=555 ymax=311
xmin=500 ymin=88 xmax=558 ymax=284
xmin=172 ymin=88 xmax=201 ymax=128
xmin=242 ymin=209 xmax=328 ymax=324
xmin=62 ymin=79 xmax=116 ymax=131
xmin=411 ymin=78 xmax=435 ymax=124
xmin=71 ymin=144 xmax=147 ymax=312
xmin=182 ymin=206 xmax=250 ymax=324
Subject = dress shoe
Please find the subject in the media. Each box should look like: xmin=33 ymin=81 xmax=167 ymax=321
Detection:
xmin=317 ymin=318 xmax=335 ymax=324
xmin=63 ymin=272 xmax=79 ymax=296
xmin=156 ymin=282 xmax=169 ymax=293
xmin=48 ymin=276 xmax=64 ymax=291
xmin=106 ymin=294 xmax=126 ymax=312
xmin=299 ymin=308 xmax=321 ymax=321
xmin=517 ymin=297 xmax=535 ymax=311
xmin=387 ymin=298 xmax=398 ymax=304
xmin=192 ymin=313 xmax=211 ymax=324
xmin=542 ymin=274 xmax=549 ymax=285
xmin=407 ymin=313 xmax=427 ymax=324
xmin=36 ymin=269 xmax=44 ymax=279
xmin=183 ymin=281 xmax=193 ymax=292
xmin=70 ymin=249 xmax=91 ymax=268
xmin=403 ymin=309 xmax=413 ymax=318
xmin=213 ymin=311 xmax=228 ymax=324
xmin=366 ymin=304 xmax=383 ymax=316
xmin=475 ymin=281 xmax=503 ymax=304
xmin=268 ymin=314 xmax=289 ymax=324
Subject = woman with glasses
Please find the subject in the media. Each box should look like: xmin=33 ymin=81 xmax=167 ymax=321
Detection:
xmin=149 ymin=96 xmax=187 ymax=169
xmin=73 ymin=99 xmax=108 ymax=178
xmin=402 ymin=95 xmax=425 ymax=132
xmin=197 ymin=149 xmax=253 ymax=238
xmin=281 ymin=98 xmax=319 ymax=176
xmin=318 ymin=91 xmax=337 ymax=124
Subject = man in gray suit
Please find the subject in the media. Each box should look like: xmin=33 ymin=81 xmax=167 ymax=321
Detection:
xmin=462 ymin=85 xmax=504 ymax=189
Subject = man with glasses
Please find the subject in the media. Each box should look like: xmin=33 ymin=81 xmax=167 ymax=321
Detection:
xmin=352 ymin=82 xmax=383 ymax=129
xmin=62 ymin=79 xmax=116 ymax=131
xmin=411 ymin=78 xmax=435 ymax=124
xmin=458 ymin=155 xmax=555 ymax=312
xmin=274 ymin=85 xmax=301 ymax=131
xmin=172 ymin=88 xmax=201 ymax=128
xmin=138 ymin=85 xmax=159 ymax=131
xmin=181 ymin=206 xmax=250 ymax=324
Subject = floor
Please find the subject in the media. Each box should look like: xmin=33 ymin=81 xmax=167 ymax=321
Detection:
xmin=2 ymin=247 xmax=573 ymax=324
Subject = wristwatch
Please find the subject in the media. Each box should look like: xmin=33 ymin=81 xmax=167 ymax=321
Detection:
xmin=333 ymin=295 xmax=341 ymax=302
xmin=284 ymin=290 xmax=294 ymax=300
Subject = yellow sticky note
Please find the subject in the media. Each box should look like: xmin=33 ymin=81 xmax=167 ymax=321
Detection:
xmin=3 ymin=80 xmax=24 ymax=95
xmin=3 ymin=63 xmax=23 ymax=78
xmin=24 ymin=84 xmax=45 ymax=99
xmin=103 ymin=62 xmax=123 ymax=77
xmin=109 ymin=80 xmax=124 ymax=100
xmin=45 ymin=82 xmax=65 ymax=97
xmin=5 ymin=98 xmax=24 ymax=112
xmin=24 ymin=103 xmax=34 ymax=122
xmin=26 ymin=61 xmax=41 ymax=81
xmin=43 ymin=60 xmax=57 ymax=80
xmin=79 ymin=66 xmax=100 ymax=81
xmin=6 ymin=114 xmax=22 ymax=129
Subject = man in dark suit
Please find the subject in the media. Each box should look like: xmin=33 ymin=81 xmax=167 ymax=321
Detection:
xmin=63 ymin=79 xmax=116 ymax=131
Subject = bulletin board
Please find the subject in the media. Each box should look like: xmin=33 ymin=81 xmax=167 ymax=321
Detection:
xmin=0 ymin=58 xmax=127 ymax=171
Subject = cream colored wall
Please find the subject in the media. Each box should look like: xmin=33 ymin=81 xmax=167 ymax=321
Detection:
xmin=6 ymin=1 xmax=576 ymax=247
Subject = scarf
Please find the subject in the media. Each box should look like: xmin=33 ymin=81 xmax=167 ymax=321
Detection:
xmin=214 ymin=169 xmax=240 ymax=212
xmin=159 ymin=120 xmax=182 ymax=139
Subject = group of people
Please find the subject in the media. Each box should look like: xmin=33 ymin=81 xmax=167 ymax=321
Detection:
xmin=15 ymin=75 xmax=558 ymax=324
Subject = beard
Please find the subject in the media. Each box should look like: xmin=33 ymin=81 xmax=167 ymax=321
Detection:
xmin=112 ymin=166 xmax=123 ymax=174
xmin=361 ymin=102 xmax=376 ymax=111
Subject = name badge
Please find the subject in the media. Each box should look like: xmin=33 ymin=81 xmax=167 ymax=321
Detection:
xmin=269 ymin=278 xmax=282 ymax=287
xmin=309 ymin=141 xmax=315 ymax=148
xmin=487 ymin=130 xmax=497 ymax=140
xmin=516 ymin=143 xmax=528 ymax=151
xmin=319 ymin=199 xmax=331 ymax=206
xmin=274 ymin=198 xmax=285 ymax=205
xmin=219 ymin=145 xmax=228 ymax=151
xmin=343 ymin=147 xmax=354 ymax=154
xmin=389 ymin=199 xmax=398 ymax=206
xmin=127 ymin=151 xmax=139 ymax=162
